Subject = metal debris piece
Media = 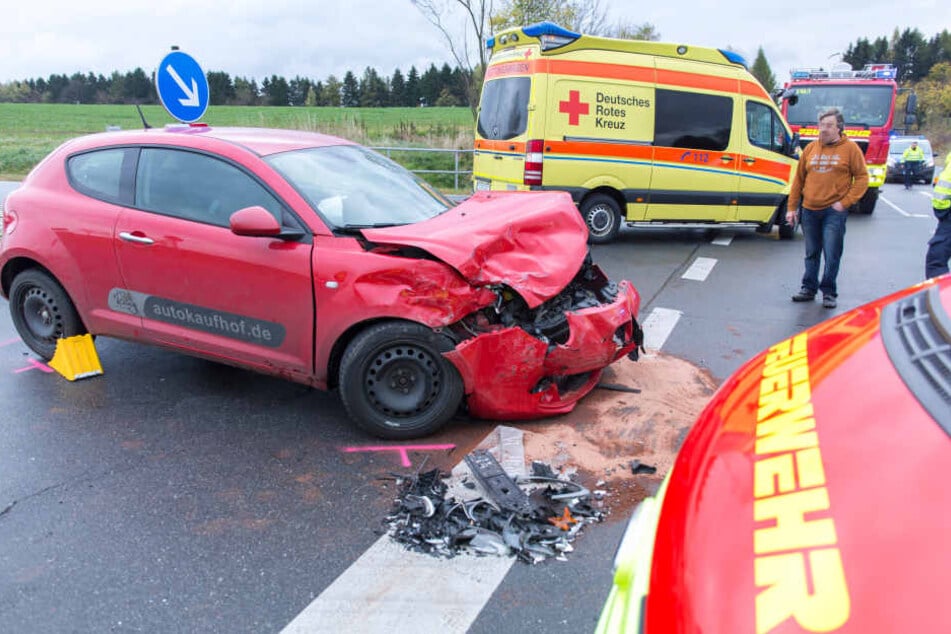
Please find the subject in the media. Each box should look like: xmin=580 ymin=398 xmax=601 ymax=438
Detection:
xmin=596 ymin=382 xmax=642 ymax=393
xmin=383 ymin=457 xmax=603 ymax=564
xmin=517 ymin=475 xmax=590 ymax=501
xmin=531 ymin=461 xmax=558 ymax=479
xmin=630 ymin=460 xmax=657 ymax=475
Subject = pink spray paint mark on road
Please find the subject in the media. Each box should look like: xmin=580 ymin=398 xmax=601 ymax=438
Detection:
xmin=342 ymin=443 xmax=456 ymax=467
xmin=14 ymin=358 xmax=54 ymax=374
xmin=1 ymin=338 xmax=21 ymax=347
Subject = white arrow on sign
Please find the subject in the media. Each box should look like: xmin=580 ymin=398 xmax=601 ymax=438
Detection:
xmin=165 ymin=64 xmax=199 ymax=107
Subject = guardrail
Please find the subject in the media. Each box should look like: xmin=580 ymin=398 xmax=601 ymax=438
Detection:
xmin=370 ymin=146 xmax=473 ymax=191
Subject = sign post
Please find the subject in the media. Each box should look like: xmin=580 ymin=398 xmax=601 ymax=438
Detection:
xmin=155 ymin=49 xmax=209 ymax=123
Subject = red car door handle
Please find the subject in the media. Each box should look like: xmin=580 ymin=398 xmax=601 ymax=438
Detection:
xmin=119 ymin=232 xmax=155 ymax=245
xmin=743 ymin=157 xmax=756 ymax=164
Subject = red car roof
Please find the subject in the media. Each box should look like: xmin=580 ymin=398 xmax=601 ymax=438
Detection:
xmin=58 ymin=126 xmax=355 ymax=157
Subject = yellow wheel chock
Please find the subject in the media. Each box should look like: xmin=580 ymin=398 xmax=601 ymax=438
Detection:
xmin=48 ymin=334 xmax=103 ymax=381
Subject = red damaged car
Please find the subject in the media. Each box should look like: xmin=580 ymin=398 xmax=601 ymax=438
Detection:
xmin=598 ymin=274 xmax=951 ymax=633
xmin=0 ymin=126 xmax=643 ymax=438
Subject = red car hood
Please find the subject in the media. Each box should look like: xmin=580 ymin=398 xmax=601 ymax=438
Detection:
xmin=647 ymin=275 xmax=951 ymax=633
xmin=360 ymin=191 xmax=588 ymax=308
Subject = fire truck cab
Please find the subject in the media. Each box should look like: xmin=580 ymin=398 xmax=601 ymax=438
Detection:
xmin=779 ymin=63 xmax=903 ymax=215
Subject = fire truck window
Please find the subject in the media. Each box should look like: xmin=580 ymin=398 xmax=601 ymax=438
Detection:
xmin=654 ymin=89 xmax=732 ymax=151
xmin=745 ymin=101 xmax=787 ymax=154
xmin=477 ymin=77 xmax=531 ymax=140
xmin=784 ymin=85 xmax=892 ymax=127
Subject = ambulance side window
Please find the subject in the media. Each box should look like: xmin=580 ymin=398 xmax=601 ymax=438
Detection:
xmin=477 ymin=77 xmax=531 ymax=140
xmin=746 ymin=101 xmax=787 ymax=154
xmin=654 ymin=89 xmax=732 ymax=151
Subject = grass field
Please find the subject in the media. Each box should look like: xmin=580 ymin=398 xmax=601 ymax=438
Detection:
xmin=0 ymin=103 xmax=477 ymax=187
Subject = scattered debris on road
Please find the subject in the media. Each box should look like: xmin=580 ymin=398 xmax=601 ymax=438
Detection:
xmin=383 ymin=448 xmax=603 ymax=564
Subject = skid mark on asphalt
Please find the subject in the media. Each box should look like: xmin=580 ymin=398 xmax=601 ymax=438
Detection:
xmin=682 ymin=257 xmax=717 ymax=281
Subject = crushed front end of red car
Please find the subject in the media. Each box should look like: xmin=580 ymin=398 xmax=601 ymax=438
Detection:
xmin=361 ymin=190 xmax=643 ymax=421
xmin=444 ymin=267 xmax=641 ymax=418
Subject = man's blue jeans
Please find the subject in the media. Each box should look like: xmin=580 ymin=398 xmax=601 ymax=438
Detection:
xmin=800 ymin=206 xmax=847 ymax=297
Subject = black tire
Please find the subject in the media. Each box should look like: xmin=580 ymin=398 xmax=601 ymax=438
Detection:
xmin=855 ymin=188 xmax=878 ymax=215
xmin=338 ymin=321 xmax=464 ymax=439
xmin=580 ymin=193 xmax=622 ymax=244
xmin=9 ymin=269 xmax=85 ymax=360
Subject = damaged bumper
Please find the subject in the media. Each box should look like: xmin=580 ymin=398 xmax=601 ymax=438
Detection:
xmin=444 ymin=279 xmax=642 ymax=419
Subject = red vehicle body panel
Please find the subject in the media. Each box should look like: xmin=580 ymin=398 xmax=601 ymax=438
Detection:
xmin=363 ymin=191 xmax=588 ymax=309
xmin=0 ymin=127 xmax=642 ymax=421
xmin=644 ymin=276 xmax=951 ymax=633
xmin=446 ymin=279 xmax=639 ymax=417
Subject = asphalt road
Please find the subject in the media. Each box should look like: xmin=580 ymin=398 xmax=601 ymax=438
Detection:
xmin=0 ymin=181 xmax=939 ymax=633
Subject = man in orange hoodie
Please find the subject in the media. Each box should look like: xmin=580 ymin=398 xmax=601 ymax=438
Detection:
xmin=786 ymin=108 xmax=869 ymax=309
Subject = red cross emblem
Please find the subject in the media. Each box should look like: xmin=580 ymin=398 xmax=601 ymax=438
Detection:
xmin=559 ymin=90 xmax=589 ymax=126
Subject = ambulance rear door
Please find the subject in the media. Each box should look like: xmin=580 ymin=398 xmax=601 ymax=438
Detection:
xmin=473 ymin=49 xmax=540 ymax=191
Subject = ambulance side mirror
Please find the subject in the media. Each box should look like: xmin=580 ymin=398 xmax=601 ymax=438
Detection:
xmin=786 ymin=132 xmax=801 ymax=158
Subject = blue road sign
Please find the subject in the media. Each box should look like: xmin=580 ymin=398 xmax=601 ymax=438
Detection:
xmin=156 ymin=50 xmax=209 ymax=123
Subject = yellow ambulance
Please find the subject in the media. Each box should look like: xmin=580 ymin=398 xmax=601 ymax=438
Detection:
xmin=474 ymin=22 xmax=800 ymax=243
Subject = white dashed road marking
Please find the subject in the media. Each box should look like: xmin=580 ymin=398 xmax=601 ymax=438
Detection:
xmin=642 ymin=307 xmax=683 ymax=352
xmin=682 ymin=257 xmax=717 ymax=281
xmin=879 ymin=194 xmax=931 ymax=218
xmin=281 ymin=537 xmax=513 ymax=634
xmin=918 ymin=190 xmax=934 ymax=199
xmin=711 ymin=233 xmax=734 ymax=246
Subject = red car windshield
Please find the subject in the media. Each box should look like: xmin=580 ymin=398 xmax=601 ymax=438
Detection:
xmin=266 ymin=145 xmax=452 ymax=228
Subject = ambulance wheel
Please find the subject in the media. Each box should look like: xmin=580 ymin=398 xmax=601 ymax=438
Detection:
xmin=338 ymin=321 xmax=463 ymax=440
xmin=581 ymin=194 xmax=622 ymax=244
xmin=9 ymin=269 xmax=85 ymax=360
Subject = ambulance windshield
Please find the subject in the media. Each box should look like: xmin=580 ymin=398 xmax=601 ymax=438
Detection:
xmin=785 ymin=85 xmax=893 ymax=128
xmin=477 ymin=77 xmax=531 ymax=140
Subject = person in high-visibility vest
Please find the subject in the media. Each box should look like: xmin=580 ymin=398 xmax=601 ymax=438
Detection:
xmin=902 ymin=141 xmax=926 ymax=189
xmin=925 ymin=151 xmax=951 ymax=278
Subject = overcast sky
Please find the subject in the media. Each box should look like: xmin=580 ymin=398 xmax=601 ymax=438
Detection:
xmin=0 ymin=1 xmax=946 ymax=86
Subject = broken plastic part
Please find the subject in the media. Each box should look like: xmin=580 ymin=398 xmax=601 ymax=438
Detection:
xmin=464 ymin=450 xmax=534 ymax=515
xmin=630 ymin=460 xmax=657 ymax=475
xmin=516 ymin=475 xmax=590 ymax=500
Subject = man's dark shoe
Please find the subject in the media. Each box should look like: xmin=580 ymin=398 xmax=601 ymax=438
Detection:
xmin=791 ymin=289 xmax=816 ymax=302
xmin=822 ymin=295 xmax=837 ymax=309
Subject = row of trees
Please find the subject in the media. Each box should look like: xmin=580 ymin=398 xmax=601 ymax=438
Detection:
xmin=843 ymin=28 xmax=951 ymax=82
xmin=0 ymin=63 xmax=472 ymax=108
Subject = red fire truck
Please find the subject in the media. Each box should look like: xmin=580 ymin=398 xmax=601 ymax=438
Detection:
xmin=779 ymin=63 xmax=912 ymax=215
